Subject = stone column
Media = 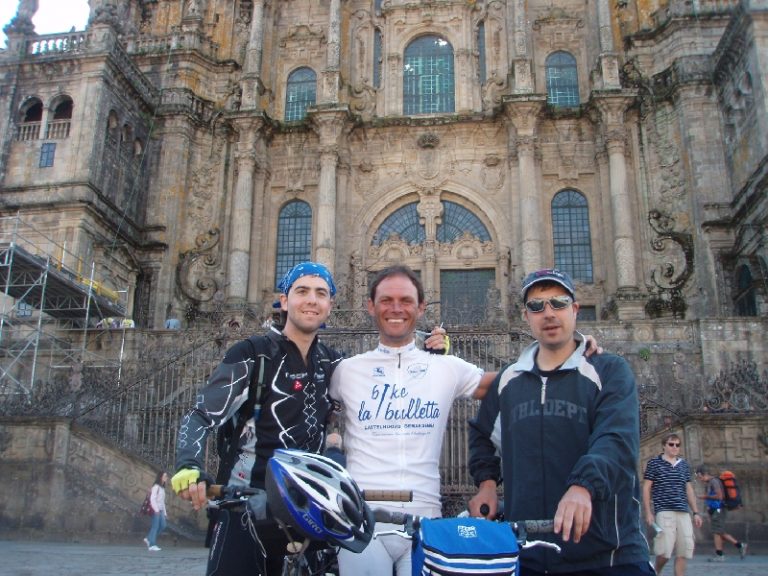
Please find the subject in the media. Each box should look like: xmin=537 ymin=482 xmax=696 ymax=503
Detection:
xmin=247 ymin=158 xmax=270 ymax=304
xmin=417 ymin=191 xmax=443 ymax=297
xmin=227 ymin=128 xmax=257 ymax=304
xmin=505 ymin=97 xmax=546 ymax=275
xmin=244 ymin=0 xmax=265 ymax=73
xmin=596 ymin=0 xmax=621 ymax=89
xmin=241 ymin=0 xmax=265 ymax=109
xmin=311 ymin=111 xmax=351 ymax=270
xmin=320 ymin=0 xmax=341 ymax=104
xmin=606 ymin=136 xmax=636 ymax=289
xmin=595 ymin=95 xmax=640 ymax=297
xmin=316 ymin=148 xmax=338 ymax=268
xmin=509 ymin=0 xmax=533 ymax=93
xmin=386 ymin=53 xmax=402 ymax=116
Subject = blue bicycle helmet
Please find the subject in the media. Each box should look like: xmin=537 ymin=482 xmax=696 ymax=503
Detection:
xmin=266 ymin=449 xmax=374 ymax=553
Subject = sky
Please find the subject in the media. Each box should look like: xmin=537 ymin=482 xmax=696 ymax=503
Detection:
xmin=1 ymin=0 xmax=90 ymax=49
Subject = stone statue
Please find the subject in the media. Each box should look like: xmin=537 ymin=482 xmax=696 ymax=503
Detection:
xmin=4 ymin=0 xmax=38 ymax=34
xmin=17 ymin=0 xmax=39 ymax=20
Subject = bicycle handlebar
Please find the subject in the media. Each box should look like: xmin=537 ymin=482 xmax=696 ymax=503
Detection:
xmin=372 ymin=509 xmax=554 ymax=540
xmin=206 ymin=484 xmax=261 ymax=500
xmin=362 ymin=489 xmax=413 ymax=502
xmin=206 ymin=485 xmax=412 ymax=503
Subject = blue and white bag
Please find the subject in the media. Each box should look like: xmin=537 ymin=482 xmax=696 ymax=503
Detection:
xmin=412 ymin=517 xmax=519 ymax=575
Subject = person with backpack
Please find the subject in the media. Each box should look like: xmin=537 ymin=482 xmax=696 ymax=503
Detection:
xmin=170 ymin=261 xmax=448 ymax=576
xmin=695 ymin=465 xmax=748 ymax=562
xmin=642 ymin=433 xmax=702 ymax=576
xmin=170 ymin=262 xmax=345 ymax=576
xmin=143 ymin=470 xmax=169 ymax=552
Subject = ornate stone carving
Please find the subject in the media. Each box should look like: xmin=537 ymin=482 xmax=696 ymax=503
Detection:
xmin=481 ymin=154 xmax=504 ymax=189
xmin=176 ymin=228 xmax=222 ymax=306
xmin=417 ymin=133 xmax=440 ymax=148
xmin=645 ymin=209 xmax=694 ymax=319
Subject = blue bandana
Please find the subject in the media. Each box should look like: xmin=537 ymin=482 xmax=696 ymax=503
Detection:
xmin=278 ymin=262 xmax=336 ymax=297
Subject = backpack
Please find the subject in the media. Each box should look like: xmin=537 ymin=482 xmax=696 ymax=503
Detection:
xmin=213 ymin=333 xmax=337 ymax=484
xmin=719 ymin=471 xmax=743 ymax=510
xmin=214 ymin=335 xmax=275 ymax=484
xmin=139 ymin=491 xmax=153 ymax=516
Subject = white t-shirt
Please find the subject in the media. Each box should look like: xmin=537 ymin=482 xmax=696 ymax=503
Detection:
xmin=330 ymin=341 xmax=482 ymax=515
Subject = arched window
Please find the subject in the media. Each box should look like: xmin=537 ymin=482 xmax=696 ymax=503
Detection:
xmin=403 ymin=35 xmax=455 ymax=115
xmin=437 ymin=201 xmax=490 ymax=242
xmin=546 ymin=51 xmax=579 ymax=107
xmin=552 ymin=190 xmax=593 ymax=282
xmin=52 ymin=98 xmax=73 ymax=120
xmin=285 ymin=67 xmax=317 ymax=122
xmin=47 ymin=96 xmax=73 ymax=139
xmin=275 ymin=201 xmax=313 ymax=289
xmin=734 ymin=264 xmax=757 ymax=316
xmin=372 ymin=202 xmax=425 ymax=245
xmin=373 ymin=29 xmax=383 ymax=89
xmin=477 ymin=22 xmax=486 ymax=84
xmin=17 ymin=98 xmax=43 ymax=141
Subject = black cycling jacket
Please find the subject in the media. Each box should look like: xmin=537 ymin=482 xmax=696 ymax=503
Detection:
xmin=175 ymin=326 xmax=342 ymax=488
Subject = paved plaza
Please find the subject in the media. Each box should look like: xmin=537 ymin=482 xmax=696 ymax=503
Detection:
xmin=0 ymin=539 xmax=765 ymax=576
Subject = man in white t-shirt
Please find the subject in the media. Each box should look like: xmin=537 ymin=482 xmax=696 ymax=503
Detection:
xmin=329 ymin=265 xmax=496 ymax=576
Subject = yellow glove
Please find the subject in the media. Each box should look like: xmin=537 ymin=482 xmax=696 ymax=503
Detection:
xmin=171 ymin=468 xmax=201 ymax=494
xmin=418 ymin=330 xmax=451 ymax=355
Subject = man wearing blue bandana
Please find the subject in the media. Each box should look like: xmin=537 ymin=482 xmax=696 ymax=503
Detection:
xmin=171 ymin=261 xmax=345 ymax=576
xmin=172 ymin=261 xmax=447 ymax=576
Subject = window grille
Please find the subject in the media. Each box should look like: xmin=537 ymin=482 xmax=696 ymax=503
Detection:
xmin=285 ymin=67 xmax=317 ymax=122
xmin=403 ymin=36 xmax=455 ymax=115
xmin=275 ymin=201 xmax=313 ymax=289
xmin=552 ymin=190 xmax=593 ymax=282
xmin=372 ymin=202 xmax=425 ymax=245
xmin=546 ymin=51 xmax=579 ymax=107
xmin=437 ymin=201 xmax=490 ymax=243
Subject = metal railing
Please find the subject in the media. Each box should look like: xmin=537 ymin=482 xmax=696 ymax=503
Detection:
xmin=1 ymin=322 xmax=766 ymax=515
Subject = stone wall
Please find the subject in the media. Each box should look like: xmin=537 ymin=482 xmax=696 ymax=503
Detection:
xmin=0 ymin=418 xmax=206 ymax=544
xmin=2 ymin=413 xmax=765 ymax=549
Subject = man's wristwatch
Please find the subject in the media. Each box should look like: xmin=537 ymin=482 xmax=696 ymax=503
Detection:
xmin=693 ymin=512 xmax=700 ymax=516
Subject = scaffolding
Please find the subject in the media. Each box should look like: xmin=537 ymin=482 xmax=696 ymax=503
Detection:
xmin=0 ymin=215 xmax=128 ymax=396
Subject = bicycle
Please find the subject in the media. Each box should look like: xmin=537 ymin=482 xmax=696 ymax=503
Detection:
xmin=207 ymin=483 xmax=338 ymax=576
xmin=205 ymin=450 xmax=411 ymax=576
xmin=371 ymin=507 xmax=561 ymax=576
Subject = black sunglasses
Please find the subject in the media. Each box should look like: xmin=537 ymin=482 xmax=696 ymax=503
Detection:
xmin=525 ymin=295 xmax=573 ymax=313
xmin=667 ymin=442 xmax=680 ymax=447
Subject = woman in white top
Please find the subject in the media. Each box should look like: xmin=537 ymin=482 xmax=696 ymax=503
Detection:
xmin=144 ymin=471 xmax=168 ymax=551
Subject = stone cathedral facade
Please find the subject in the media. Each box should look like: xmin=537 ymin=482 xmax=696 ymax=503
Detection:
xmin=0 ymin=0 xmax=765 ymax=337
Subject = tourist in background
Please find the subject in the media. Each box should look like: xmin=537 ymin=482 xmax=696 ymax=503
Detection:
xmin=643 ymin=433 xmax=702 ymax=575
xmin=695 ymin=465 xmax=747 ymax=562
xmin=144 ymin=470 xmax=168 ymax=552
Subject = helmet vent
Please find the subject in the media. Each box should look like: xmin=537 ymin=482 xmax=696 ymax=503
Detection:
xmin=307 ymin=463 xmax=334 ymax=478
xmin=303 ymin=476 xmax=330 ymax=499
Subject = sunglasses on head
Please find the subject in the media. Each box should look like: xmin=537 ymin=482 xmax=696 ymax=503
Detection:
xmin=525 ymin=295 xmax=573 ymax=313
xmin=667 ymin=442 xmax=680 ymax=447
